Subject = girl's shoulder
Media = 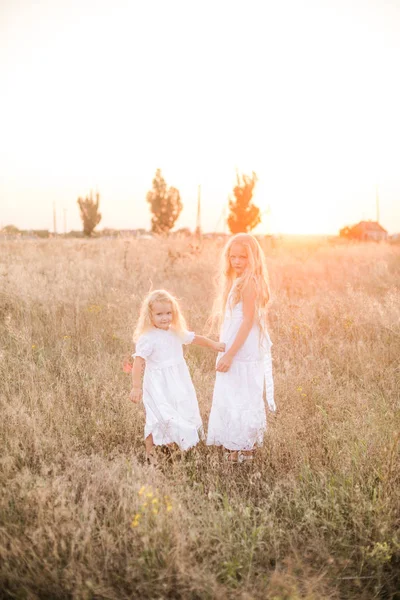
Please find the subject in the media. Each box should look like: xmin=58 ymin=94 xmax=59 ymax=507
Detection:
xmin=247 ymin=274 xmax=268 ymax=296
xmin=136 ymin=327 xmax=163 ymax=347
xmin=233 ymin=275 xmax=258 ymax=293
xmin=134 ymin=331 xmax=155 ymax=359
xmin=138 ymin=328 xmax=156 ymax=342
xmin=240 ymin=276 xmax=257 ymax=297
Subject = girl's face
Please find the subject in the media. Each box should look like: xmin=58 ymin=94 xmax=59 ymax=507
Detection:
xmin=151 ymin=301 xmax=173 ymax=330
xmin=229 ymin=243 xmax=248 ymax=276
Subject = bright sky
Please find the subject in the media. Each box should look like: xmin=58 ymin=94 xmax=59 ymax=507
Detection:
xmin=1 ymin=0 xmax=399 ymax=235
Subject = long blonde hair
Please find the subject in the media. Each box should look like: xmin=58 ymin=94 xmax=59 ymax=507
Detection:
xmin=133 ymin=289 xmax=188 ymax=342
xmin=212 ymin=233 xmax=271 ymax=339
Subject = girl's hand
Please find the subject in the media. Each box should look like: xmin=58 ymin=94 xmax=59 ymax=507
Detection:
xmin=216 ymin=353 xmax=233 ymax=372
xmin=214 ymin=341 xmax=226 ymax=353
xmin=130 ymin=387 xmax=142 ymax=404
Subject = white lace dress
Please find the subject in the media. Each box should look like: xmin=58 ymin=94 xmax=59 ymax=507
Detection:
xmin=206 ymin=288 xmax=275 ymax=451
xmin=133 ymin=327 xmax=203 ymax=450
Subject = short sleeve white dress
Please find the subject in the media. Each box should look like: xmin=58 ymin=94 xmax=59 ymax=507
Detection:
xmin=134 ymin=327 xmax=203 ymax=450
xmin=206 ymin=285 xmax=275 ymax=451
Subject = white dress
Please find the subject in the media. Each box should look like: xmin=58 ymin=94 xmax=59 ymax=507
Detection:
xmin=133 ymin=327 xmax=203 ymax=450
xmin=206 ymin=286 xmax=275 ymax=451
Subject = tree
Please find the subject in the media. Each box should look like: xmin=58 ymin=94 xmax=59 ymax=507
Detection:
xmin=339 ymin=226 xmax=352 ymax=238
xmin=146 ymin=169 xmax=182 ymax=234
xmin=1 ymin=225 xmax=20 ymax=235
xmin=77 ymin=191 xmax=102 ymax=237
xmin=227 ymin=171 xmax=261 ymax=234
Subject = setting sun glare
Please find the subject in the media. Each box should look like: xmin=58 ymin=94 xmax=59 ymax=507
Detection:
xmin=1 ymin=0 xmax=399 ymax=235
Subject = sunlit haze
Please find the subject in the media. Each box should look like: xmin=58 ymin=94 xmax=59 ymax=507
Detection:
xmin=1 ymin=0 xmax=399 ymax=234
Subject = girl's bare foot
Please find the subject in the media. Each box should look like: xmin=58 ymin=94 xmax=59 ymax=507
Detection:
xmin=146 ymin=452 xmax=158 ymax=466
xmin=224 ymin=450 xmax=239 ymax=462
xmin=238 ymin=451 xmax=254 ymax=462
xmin=224 ymin=450 xmax=254 ymax=463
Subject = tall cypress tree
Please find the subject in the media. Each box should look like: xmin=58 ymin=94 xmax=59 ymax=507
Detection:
xmin=146 ymin=169 xmax=182 ymax=234
xmin=77 ymin=191 xmax=102 ymax=237
xmin=227 ymin=171 xmax=261 ymax=234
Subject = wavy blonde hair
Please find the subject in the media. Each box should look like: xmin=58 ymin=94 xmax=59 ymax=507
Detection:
xmin=212 ymin=233 xmax=271 ymax=341
xmin=133 ymin=289 xmax=188 ymax=342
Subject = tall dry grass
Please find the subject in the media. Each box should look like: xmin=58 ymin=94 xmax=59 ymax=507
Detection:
xmin=0 ymin=237 xmax=399 ymax=600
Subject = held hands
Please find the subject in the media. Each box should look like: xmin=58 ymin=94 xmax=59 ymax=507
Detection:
xmin=215 ymin=340 xmax=231 ymax=372
xmin=129 ymin=386 xmax=142 ymax=404
xmin=216 ymin=352 xmax=233 ymax=373
xmin=214 ymin=341 xmax=226 ymax=353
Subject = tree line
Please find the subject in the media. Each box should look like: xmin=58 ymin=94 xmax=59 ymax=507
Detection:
xmin=78 ymin=169 xmax=261 ymax=237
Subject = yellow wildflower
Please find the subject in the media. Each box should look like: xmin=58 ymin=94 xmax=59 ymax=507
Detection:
xmin=131 ymin=513 xmax=141 ymax=528
xmin=87 ymin=305 xmax=102 ymax=314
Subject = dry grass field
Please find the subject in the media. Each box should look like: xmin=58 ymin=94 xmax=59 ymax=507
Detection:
xmin=0 ymin=236 xmax=399 ymax=600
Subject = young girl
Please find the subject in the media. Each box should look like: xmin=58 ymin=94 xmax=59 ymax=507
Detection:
xmin=206 ymin=233 xmax=276 ymax=462
xmin=130 ymin=289 xmax=225 ymax=462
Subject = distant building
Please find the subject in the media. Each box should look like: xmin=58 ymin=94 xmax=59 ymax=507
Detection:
xmin=339 ymin=221 xmax=388 ymax=241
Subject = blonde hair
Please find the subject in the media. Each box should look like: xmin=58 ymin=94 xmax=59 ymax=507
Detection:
xmin=133 ymin=289 xmax=188 ymax=341
xmin=212 ymin=233 xmax=271 ymax=340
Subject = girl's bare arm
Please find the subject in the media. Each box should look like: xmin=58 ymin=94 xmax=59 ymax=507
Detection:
xmin=216 ymin=280 xmax=256 ymax=372
xmin=129 ymin=356 xmax=145 ymax=403
xmin=192 ymin=335 xmax=225 ymax=352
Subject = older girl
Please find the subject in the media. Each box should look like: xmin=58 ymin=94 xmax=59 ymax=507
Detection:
xmin=207 ymin=234 xmax=275 ymax=462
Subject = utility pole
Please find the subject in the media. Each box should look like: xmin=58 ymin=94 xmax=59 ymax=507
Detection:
xmin=63 ymin=208 xmax=67 ymax=235
xmin=214 ymin=200 xmax=229 ymax=234
xmin=195 ymin=184 xmax=201 ymax=237
xmin=53 ymin=202 xmax=57 ymax=235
